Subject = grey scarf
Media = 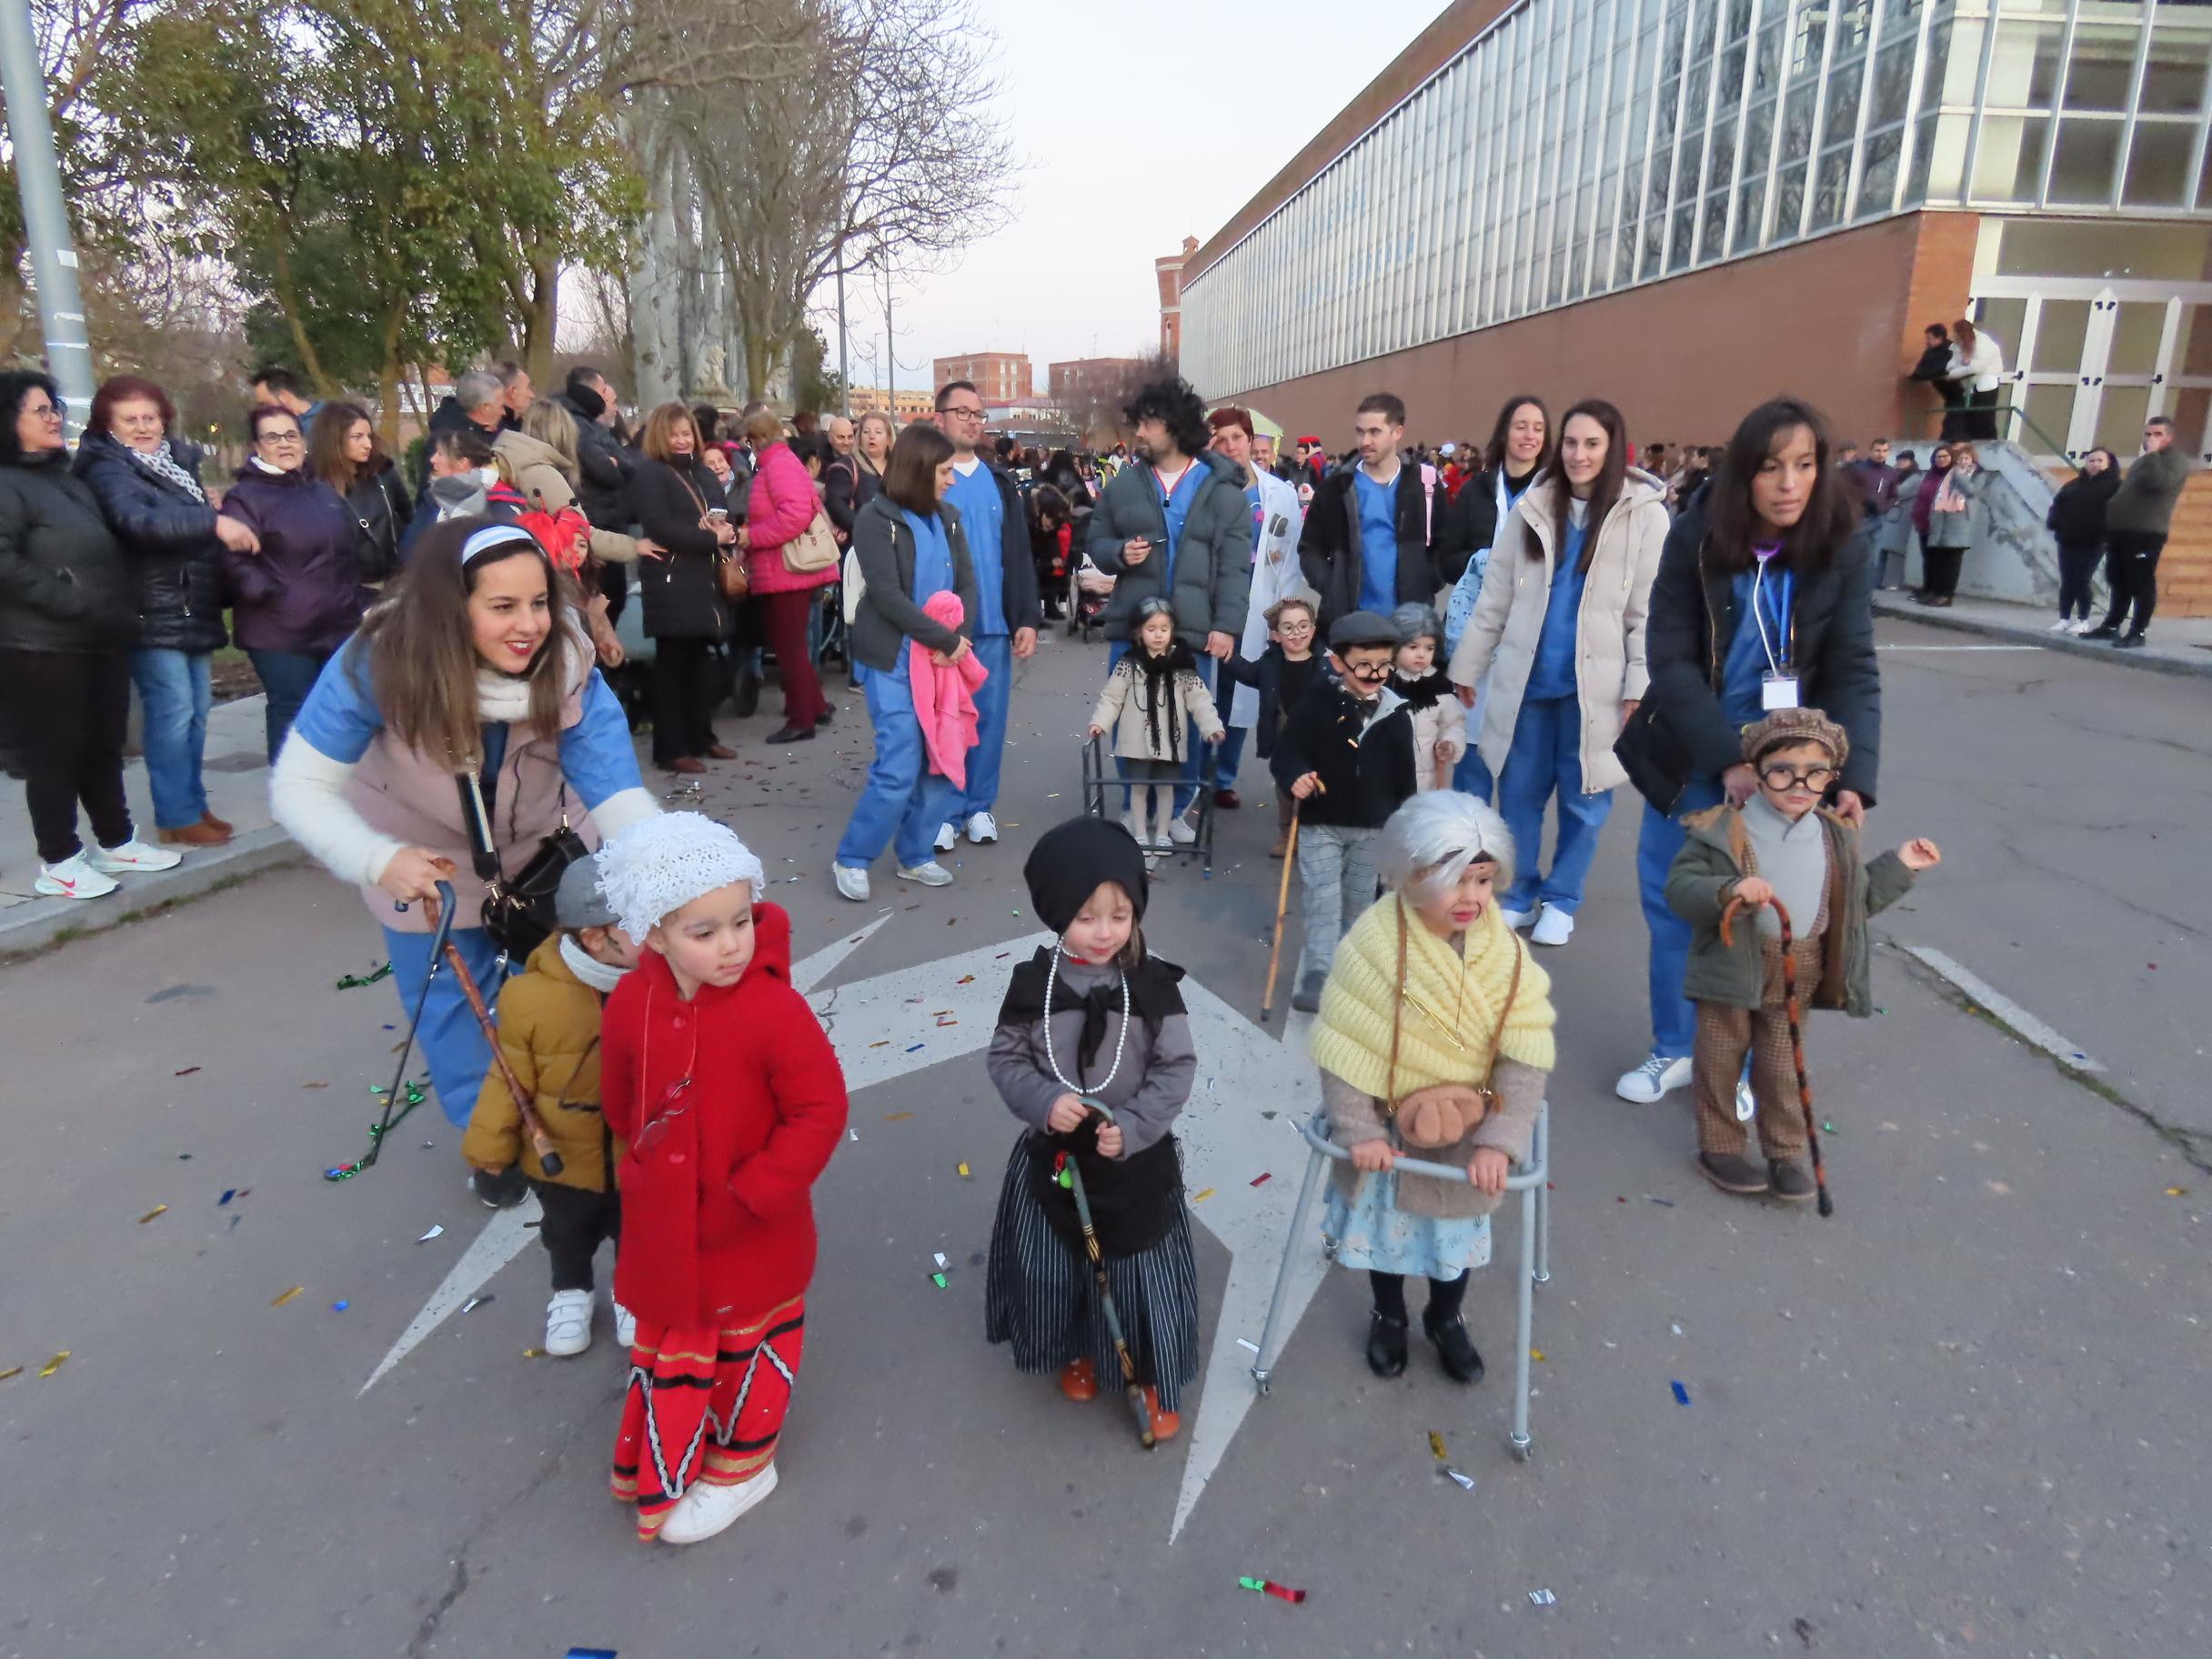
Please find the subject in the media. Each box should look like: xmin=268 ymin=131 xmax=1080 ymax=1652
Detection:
xmin=127 ymin=440 xmax=206 ymax=505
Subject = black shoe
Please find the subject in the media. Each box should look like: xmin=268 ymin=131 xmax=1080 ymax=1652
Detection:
xmin=814 ymin=709 xmax=833 ymax=727
xmin=1423 ymin=1307 xmax=1484 ymax=1385
xmin=1365 ymin=1312 xmax=1409 ymax=1378
xmin=2082 ymin=625 xmax=2118 ymax=640
xmin=2113 ymin=633 xmax=2147 ymax=650
xmin=471 ymin=1165 xmax=528 ymax=1211
xmin=1290 ymin=972 xmax=1325 ymax=1014
xmin=731 ymin=669 xmax=761 ymax=718
xmin=767 ymin=724 xmax=815 ymax=744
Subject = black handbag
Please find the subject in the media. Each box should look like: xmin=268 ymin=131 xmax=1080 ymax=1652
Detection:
xmin=1613 ymin=698 xmax=1698 ymax=816
xmin=456 ymin=771 xmax=590 ymax=962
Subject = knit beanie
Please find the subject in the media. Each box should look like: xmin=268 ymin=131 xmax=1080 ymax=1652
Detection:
xmin=1021 ymin=816 xmax=1149 ymax=935
xmin=555 ymin=852 xmax=618 ymax=930
xmin=1741 ymin=706 xmax=1850 ymax=768
xmin=595 ymin=811 xmax=765 ymax=939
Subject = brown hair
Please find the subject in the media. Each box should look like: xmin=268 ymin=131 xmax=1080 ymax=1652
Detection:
xmin=1536 ymin=398 xmax=1630 ymax=573
xmin=741 ymin=406 xmax=785 ymax=447
xmin=1264 ymin=595 xmax=1315 ymax=630
xmin=90 ymin=375 xmax=176 ymax=437
xmin=309 ymin=401 xmax=377 ymax=494
xmin=884 ymin=423 xmax=953 ymax=513
xmin=248 ymin=404 xmax=303 ymax=442
xmin=640 ymin=401 xmax=699 ymax=466
xmin=1703 ymin=397 xmax=1862 ymax=577
xmin=351 ymin=518 xmax=579 ymax=765
xmin=1207 ymin=406 xmax=1254 ymax=439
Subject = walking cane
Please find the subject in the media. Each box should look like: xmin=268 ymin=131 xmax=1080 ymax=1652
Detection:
xmin=1260 ymin=780 xmax=1323 ymax=1023
xmin=325 ymin=880 xmax=461 ymax=1181
xmin=441 ymin=938 xmax=567 ymax=1179
xmin=1718 ymin=892 xmax=1832 ymax=1217
xmin=1063 ymin=1100 xmax=1155 ymax=1448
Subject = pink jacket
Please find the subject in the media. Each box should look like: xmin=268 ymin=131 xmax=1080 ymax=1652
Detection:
xmin=744 ymin=440 xmax=837 ymax=596
xmin=908 ymin=591 xmax=990 ymax=789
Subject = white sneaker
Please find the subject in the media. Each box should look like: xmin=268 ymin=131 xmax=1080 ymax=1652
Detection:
xmin=933 ymin=822 xmax=958 ymax=853
xmin=85 ymin=836 xmax=183 ymax=875
xmin=1499 ymin=907 xmax=1535 ymax=930
xmin=34 ymin=852 xmax=118 ymax=900
xmin=612 ymin=1300 xmax=637 ymax=1351
xmin=2068 ymin=618 xmax=2094 ymax=636
xmin=1735 ymin=1078 xmax=1756 ymax=1123
xmin=1616 ymin=1053 xmax=1692 ymax=1103
xmin=1529 ymin=906 xmax=1575 ymax=947
xmin=964 ymin=810 xmax=1000 ymax=844
xmin=1165 ymin=813 xmax=1197 ymax=846
xmin=2046 ymin=618 xmax=2074 ymax=633
xmin=544 ymin=1289 xmax=593 ymax=1357
xmin=659 ymin=1463 xmax=779 ymax=1545
xmin=833 ymin=864 xmax=871 ymax=902
xmin=896 ymin=860 xmax=955 ymax=887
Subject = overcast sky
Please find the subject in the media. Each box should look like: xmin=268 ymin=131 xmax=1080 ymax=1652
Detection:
xmin=832 ymin=0 xmax=1441 ymax=395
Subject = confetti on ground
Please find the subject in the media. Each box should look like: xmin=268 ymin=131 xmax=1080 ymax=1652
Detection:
xmin=272 ymin=1287 xmax=304 ymax=1307
xmin=933 ymin=1252 xmax=948 ymax=1269
xmin=522 ymin=1348 xmax=545 ymax=1359
xmin=936 ymin=1017 xmax=959 ymax=1027
xmin=1531 ymin=1348 xmax=1545 ymax=1362
xmin=930 ymin=1272 xmax=949 ymax=1289
xmin=1192 ymin=1187 xmax=1216 ymax=1203
xmin=137 ymin=1204 xmax=168 ymax=1224
xmin=1671 ymin=1380 xmax=1692 ymax=1405
xmin=417 ymin=1225 xmax=445 ymax=1242
xmin=1986 ymin=1180 xmax=2013 ymax=1196
xmin=336 ymin=962 xmax=394 ymax=990
xmin=461 ymin=1294 xmax=494 ymax=1314
xmin=956 ymin=974 xmax=975 ymax=984
xmin=1528 ymin=1589 xmax=1557 ymax=1607
xmin=1644 ymin=1195 xmax=1675 ymax=1207
xmin=1236 ymin=1337 xmax=1260 ymax=1353
xmin=0 ymin=1366 xmax=21 ymax=1382
xmin=884 ymin=1111 xmax=913 ymax=1122
xmin=2168 ymin=1186 xmax=2189 ymax=1197
xmin=1791 ymin=1616 xmax=1815 ymax=1647
xmin=1249 ymin=1172 xmax=1272 ymax=1187
xmin=957 ymin=1162 xmax=971 ymax=1177
xmin=869 ymin=1040 xmax=890 ymax=1048
xmin=1238 ymin=1576 xmax=1307 ymax=1604
xmin=849 ymin=1130 xmax=860 ymax=1142
xmin=1671 ymin=1322 xmax=1684 ymax=1335
xmin=1441 ymin=1466 xmax=1476 ymax=1492
xmin=565 ymin=1648 xmax=618 ymax=1658
xmin=332 ymin=1300 xmax=350 ymax=1312
xmin=905 ymin=1042 xmax=925 ymax=1053
xmin=175 ymin=1066 xmax=201 ymax=1077
xmin=39 ymin=1352 xmax=70 ymax=1378
xmin=1428 ymin=1430 xmax=1448 ymax=1461
xmin=1821 ymin=1119 xmax=1838 ymax=1134
xmin=302 ymin=1081 xmax=328 ymax=1090
xmin=219 ymin=1189 xmax=236 ymax=1206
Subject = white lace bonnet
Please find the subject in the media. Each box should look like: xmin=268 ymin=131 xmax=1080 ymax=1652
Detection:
xmin=595 ymin=811 xmax=766 ymax=937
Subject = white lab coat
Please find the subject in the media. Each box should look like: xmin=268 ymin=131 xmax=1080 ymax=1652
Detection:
xmin=1231 ymin=468 xmax=1313 ymax=729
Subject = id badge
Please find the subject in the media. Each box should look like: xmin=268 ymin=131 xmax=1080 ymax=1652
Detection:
xmin=1761 ymin=672 xmax=1800 ymax=710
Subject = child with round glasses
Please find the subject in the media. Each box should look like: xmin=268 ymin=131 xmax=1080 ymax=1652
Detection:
xmin=1664 ymin=709 xmax=1940 ymax=1202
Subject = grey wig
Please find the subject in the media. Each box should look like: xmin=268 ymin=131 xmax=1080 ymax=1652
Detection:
xmin=1376 ymin=790 xmax=1515 ymax=905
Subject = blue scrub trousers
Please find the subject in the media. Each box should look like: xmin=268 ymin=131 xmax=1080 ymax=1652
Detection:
xmin=384 ymin=922 xmax=514 ymax=1128
xmin=956 ymin=633 xmax=1013 ymax=817
xmin=1635 ymin=775 xmax=1726 ymax=1061
xmin=1495 ymin=695 xmax=1614 ymax=915
xmin=838 ymin=665 xmax=959 ymax=871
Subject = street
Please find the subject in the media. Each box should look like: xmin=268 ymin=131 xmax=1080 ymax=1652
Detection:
xmin=2 ymin=615 xmax=2206 ymax=1658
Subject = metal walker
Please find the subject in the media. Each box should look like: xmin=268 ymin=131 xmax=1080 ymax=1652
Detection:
xmin=1247 ymin=1101 xmax=1553 ymax=1461
xmin=1080 ymin=733 xmax=1217 ymax=876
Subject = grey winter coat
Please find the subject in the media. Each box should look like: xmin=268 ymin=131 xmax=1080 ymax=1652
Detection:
xmin=1082 ymin=448 xmax=1253 ymax=647
xmin=846 ymin=495 xmax=979 ymax=673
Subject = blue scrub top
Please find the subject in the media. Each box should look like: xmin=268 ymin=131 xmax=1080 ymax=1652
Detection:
xmin=1354 ymin=468 xmax=1398 ymax=614
xmin=943 ymin=463 xmax=1005 ymax=637
xmin=1523 ymin=517 xmax=1591 ymax=701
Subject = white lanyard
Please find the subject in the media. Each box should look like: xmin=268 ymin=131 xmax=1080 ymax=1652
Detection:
xmin=1752 ymin=557 xmax=1785 ymax=675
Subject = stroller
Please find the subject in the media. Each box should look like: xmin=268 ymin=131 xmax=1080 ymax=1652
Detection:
xmin=1069 ymin=555 xmax=1115 ymax=642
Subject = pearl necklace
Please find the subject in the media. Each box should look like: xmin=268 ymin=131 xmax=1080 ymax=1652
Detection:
xmin=1041 ymin=947 xmax=1131 ymax=1097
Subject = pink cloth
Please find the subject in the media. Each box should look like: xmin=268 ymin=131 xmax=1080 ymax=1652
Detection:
xmin=908 ymin=591 xmax=990 ymax=789
xmin=744 ymin=440 xmax=838 ymax=595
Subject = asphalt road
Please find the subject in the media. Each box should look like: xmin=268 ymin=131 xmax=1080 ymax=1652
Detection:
xmin=2 ymin=616 xmax=2205 ymax=1658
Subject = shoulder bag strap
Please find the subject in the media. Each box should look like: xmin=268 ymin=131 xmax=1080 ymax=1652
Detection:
xmin=1382 ymin=902 xmax=1407 ymax=1116
xmin=454 ymin=772 xmax=502 ymax=885
xmin=550 ymin=1032 xmax=603 ymax=1114
xmin=1479 ymin=933 xmax=1526 ymax=1093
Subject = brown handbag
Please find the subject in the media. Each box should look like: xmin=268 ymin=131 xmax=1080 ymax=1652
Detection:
xmin=1381 ymin=904 xmax=1523 ymax=1150
xmin=674 ymin=465 xmax=748 ymax=600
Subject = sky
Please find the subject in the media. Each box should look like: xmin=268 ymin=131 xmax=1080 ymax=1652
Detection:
xmin=834 ymin=0 xmax=1443 ymax=397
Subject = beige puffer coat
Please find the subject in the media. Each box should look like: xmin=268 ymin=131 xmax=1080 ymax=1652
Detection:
xmin=1446 ymin=468 xmax=1668 ymax=794
xmin=494 ymin=430 xmax=640 ymax=565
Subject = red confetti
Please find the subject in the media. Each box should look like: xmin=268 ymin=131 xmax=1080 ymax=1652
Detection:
xmin=175 ymin=1066 xmax=201 ymax=1077
xmin=1265 ymin=1582 xmax=1307 ymax=1604
xmin=1249 ymin=1172 xmax=1272 ymax=1187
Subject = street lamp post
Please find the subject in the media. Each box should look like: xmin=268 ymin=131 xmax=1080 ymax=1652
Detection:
xmin=0 ymin=0 xmax=96 ymax=437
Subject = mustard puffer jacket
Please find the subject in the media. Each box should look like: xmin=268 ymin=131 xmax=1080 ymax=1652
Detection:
xmin=461 ymin=934 xmax=618 ymax=1191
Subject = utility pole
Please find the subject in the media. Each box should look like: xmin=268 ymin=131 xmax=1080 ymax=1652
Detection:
xmin=885 ymin=281 xmax=894 ymax=413
xmin=835 ymin=266 xmax=850 ymax=418
xmin=0 ymin=0 xmax=96 ymax=437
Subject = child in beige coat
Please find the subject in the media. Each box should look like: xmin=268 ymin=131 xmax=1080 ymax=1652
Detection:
xmin=1389 ymin=603 xmax=1466 ymax=791
xmin=1090 ymin=597 xmax=1224 ymax=849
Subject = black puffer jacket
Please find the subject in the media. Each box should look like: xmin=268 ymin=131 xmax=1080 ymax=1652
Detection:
xmin=1433 ymin=465 xmax=1540 ymax=586
xmin=345 ymin=462 xmax=412 ymax=584
xmin=2046 ymin=465 xmax=2121 ymax=548
xmin=0 ymin=447 xmax=139 ymax=653
xmin=554 ymin=391 xmax=630 ymax=528
xmin=72 ymin=430 xmax=228 ymax=653
xmin=628 ymin=453 xmax=730 ymax=641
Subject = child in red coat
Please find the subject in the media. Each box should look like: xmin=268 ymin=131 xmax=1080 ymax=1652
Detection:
xmin=595 ymin=812 xmax=850 ymax=1545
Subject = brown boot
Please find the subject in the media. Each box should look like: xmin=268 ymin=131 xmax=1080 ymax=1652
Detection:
xmin=1059 ymin=1358 xmax=1097 ymax=1403
xmin=1696 ymin=1151 xmax=1770 ymax=1195
xmin=200 ymin=811 xmax=235 ymax=835
xmin=1142 ymin=1385 xmax=1180 ymax=1441
xmin=159 ymin=821 xmax=231 ymax=848
xmin=1269 ymin=834 xmax=1289 ymax=859
xmin=1767 ymin=1160 xmax=1817 ymax=1203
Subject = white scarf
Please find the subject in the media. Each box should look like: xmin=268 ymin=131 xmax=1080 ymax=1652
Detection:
xmin=559 ymin=933 xmax=629 ymax=993
xmin=475 ymin=666 xmax=536 ymax=723
xmin=126 ymin=439 xmax=206 ymax=503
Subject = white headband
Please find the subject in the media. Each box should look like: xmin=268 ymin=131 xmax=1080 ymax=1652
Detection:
xmin=461 ymin=522 xmax=538 ymax=566
xmin=595 ymin=811 xmax=765 ymax=938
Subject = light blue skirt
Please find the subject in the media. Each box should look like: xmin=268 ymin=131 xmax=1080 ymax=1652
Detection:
xmin=1322 ymin=1169 xmax=1492 ymax=1279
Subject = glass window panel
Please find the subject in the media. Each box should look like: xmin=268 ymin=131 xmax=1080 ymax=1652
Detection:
xmin=2179 ymin=304 xmax=2212 ymax=381
xmin=1685 ymin=61 xmax=1711 ymax=132
xmin=1733 ymin=176 xmax=1766 ymax=251
xmin=1870 ymin=35 xmax=1915 ymax=127
xmin=2061 ymin=23 xmax=2144 ymax=115
xmin=1664 ymin=201 xmax=1693 ymax=271
xmin=1973 ymin=297 xmax=2028 ymax=367
xmin=1774 ymin=159 xmax=1806 ymax=238
xmin=1789 ymin=5 xmax=1827 ymax=78
xmin=1782 ymin=84 xmax=1818 ymax=163
xmin=2109 ymin=303 xmax=2170 ymax=378
xmin=2019 ymin=382 xmax=2081 ymax=457
xmin=1716 ymin=40 xmax=1746 ymax=111
xmin=2031 ymin=299 xmax=2090 ymax=372
xmin=1699 ymin=190 xmax=1729 ymax=261
xmin=2125 ymin=120 xmax=2197 ymax=207
xmin=1811 ymin=147 xmax=1850 ymax=229
xmin=1674 ymin=136 xmax=1704 ymax=198
xmin=1744 ymin=98 xmax=1775 ymax=176
xmin=1616 ymin=226 xmax=1641 ymax=286
xmin=1708 ymin=112 xmax=1737 ymax=193
xmin=2047 ymin=116 xmax=2123 ymax=205
xmin=1753 ymin=17 xmax=1782 ymax=96
xmin=1724 ymin=0 xmax=1753 ymax=45
xmin=1985 ymin=20 xmax=2066 ymax=108
xmin=1933 ymin=16 xmax=1981 ymax=106
xmin=1970 ymin=114 xmax=2051 ymax=200
xmin=1855 ymin=126 xmax=1903 ymax=217
xmin=1643 ymin=213 xmax=1666 ymax=276
xmin=1691 ymin=0 xmax=1716 ymax=63
xmin=2141 ymin=20 xmax=2212 ymax=116
xmin=1991 ymin=219 xmax=2208 ymax=279
xmin=2093 ymin=385 xmax=2153 ymax=460
xmin=1823 ymin=57 xmax=1865 ymax=151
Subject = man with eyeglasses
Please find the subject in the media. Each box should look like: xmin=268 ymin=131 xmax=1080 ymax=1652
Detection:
xmin=2086 ymin=414 xmax=2191 ymax=649
xmin=930 ymin=379 xmax=1041 ymax=850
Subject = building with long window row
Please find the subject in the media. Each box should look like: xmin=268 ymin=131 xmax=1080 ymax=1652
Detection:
xmin=1182 ymin=0 xmax=2212 ymax=470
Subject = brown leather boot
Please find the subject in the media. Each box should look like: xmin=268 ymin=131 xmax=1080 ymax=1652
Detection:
xmin=200 ymin=811 xmax=235 ymax=835
xmin=160 ymin=821 xmax=231 ymax=847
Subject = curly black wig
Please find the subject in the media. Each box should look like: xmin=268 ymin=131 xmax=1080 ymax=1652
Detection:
xmin=1122 ymin=377 xmax=1212 ymax=459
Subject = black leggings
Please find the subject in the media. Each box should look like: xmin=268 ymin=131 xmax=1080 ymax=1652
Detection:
xmin=649 ymin=637 xmax=721 ymax=764
xmin=1370 ymin=1269 xmax=1469 ymax=1323
xmin=2056 ymin=541 xmax=2101 ymax=621
xmin=0 ymin=648 xmax=134 ymax=864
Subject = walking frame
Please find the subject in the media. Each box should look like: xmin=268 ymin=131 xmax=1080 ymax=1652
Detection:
xmin=1080 ymin=732 xmax=1216 ymax=875
xmin=1248 ymin=1101 xmax=1553 ymax=1461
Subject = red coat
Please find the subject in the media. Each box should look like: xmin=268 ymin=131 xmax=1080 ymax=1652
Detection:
xmin=601 ymin=903 xmax=849 ymax=1326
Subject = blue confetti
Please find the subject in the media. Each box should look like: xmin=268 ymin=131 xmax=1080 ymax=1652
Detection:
xmin=905 ymin=1042 xmax=925 ymax=1053
xmin=332 ymin=1300 xmax=350 ymax=1312
xmin=1671 ymin=1380 xmax=1691 ymax=1406
xmin=219 ymin=1189 xmax=236 ymax=1206
xmin=566 ymin=1649 xmax=618 ymax=1658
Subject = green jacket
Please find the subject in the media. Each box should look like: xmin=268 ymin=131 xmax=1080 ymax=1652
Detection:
xmin=1664 ymin=804 xmax=1915 ymax=1015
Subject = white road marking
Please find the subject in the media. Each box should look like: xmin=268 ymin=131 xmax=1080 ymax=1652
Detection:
xmin=1899 ymin=944 xmax=2105 ymax=1071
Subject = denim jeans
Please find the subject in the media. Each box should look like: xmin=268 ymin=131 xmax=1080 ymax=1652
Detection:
xmin=1635 ymin=775 xmax=1725 ymax=1061
xmin=130 ymin=648 xmax=213 ymax=830
xmin=957 ymin=633 xmax=1013 ymax=817
xmin=384 ymin=922 xmax=514 ymax=1127
xmin=837 ymin=665 xmax=958 ymax=871
xmin=1103 ymin=642 xmax=1219 ymax=814
xmin=247 ymin=648 xmax=334 ymax=763
xmin=1495 ymin=694 xmax=1615 ymax=915
xmin=1213 ymin=724 xmax=1249 ymax=791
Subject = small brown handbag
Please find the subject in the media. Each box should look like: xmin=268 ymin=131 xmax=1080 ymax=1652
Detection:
xmin=1381 ymin=905 xmax=1523 ymax=1150
xmin=675 ymin=465 xmax=749 ymax=600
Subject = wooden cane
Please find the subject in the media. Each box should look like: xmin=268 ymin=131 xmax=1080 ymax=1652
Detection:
xmin=441 ymin=940 xmax=568 ymax=1180
xmin=1260 ymin=781 xmax=1324 ymax=1023
xmin=1719 ymin=892 xmax=1831 ymax=1217
xmin=1065 ymin=1100 xmax=1155 ymax=1448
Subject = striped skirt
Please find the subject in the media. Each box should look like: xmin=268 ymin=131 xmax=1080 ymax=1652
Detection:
xmin=983 ymin=1140 xmax=1201 ymax=1413
xmin=610 ymin=1297 xmax=804 ymax=1543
